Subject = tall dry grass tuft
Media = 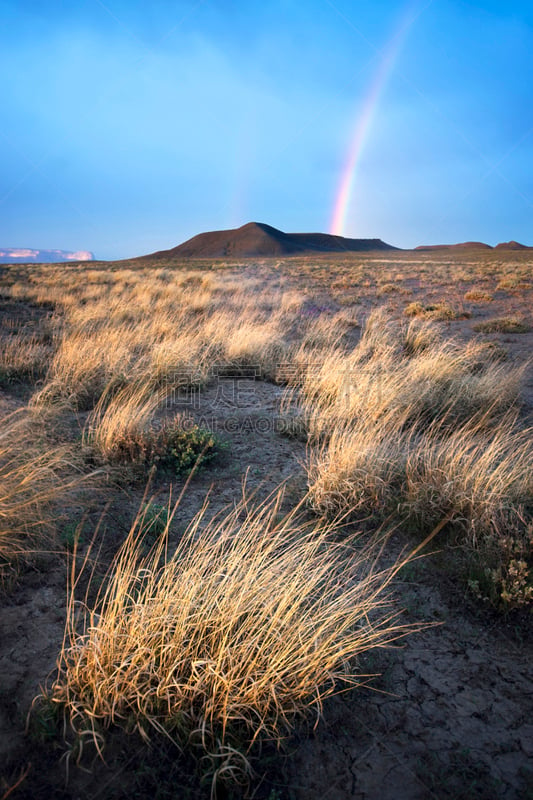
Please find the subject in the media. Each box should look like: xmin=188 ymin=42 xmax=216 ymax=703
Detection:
xmin=83 ymin=381 xmax=220 ymax=477
xmin=307 ymin=412 xmax=412 ymax=519
xmin=32 ymin=325 xmax=147 ymax=410
xmin=299 ymin=311 xmax=524 ymax=439
xmin=29 ymin=273 xmax=304 ymax=411
xmin=0 ymin=334 xmax=52 ymax=384
xmin=45 ymin=489 xmax=424 ymax=791
xmin=301 ymin=313 xmax=532 ymax=607
xmin=0 ymin=410 xmax=75 ymax=568
xmin=401 ymin=413 xmax=533 ymax=537
xmin=83 ymin=381 xmax=164 ymax=463
xmin=308 ymin=411 xmax=532 ymax=532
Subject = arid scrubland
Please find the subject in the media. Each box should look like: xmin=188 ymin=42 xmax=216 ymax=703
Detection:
xmin=0 ymin=251 xmax=532 ymax=797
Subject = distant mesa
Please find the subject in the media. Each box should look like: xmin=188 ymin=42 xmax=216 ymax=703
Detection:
xmin=416 ymin=240 xmax=531 ymax=252
xmin=0 ymin=248 xmax=94 ymax=264
xmin=140 ymin=222 xmax=399 ymax=259
xmin=415 ymin=242 xmax=492 ymax=251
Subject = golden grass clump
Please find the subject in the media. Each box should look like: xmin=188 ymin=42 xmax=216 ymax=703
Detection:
xmin=496 ymin=277 xmax=532 ymax=291
xmin=45 ymin=489 xmax=420 ymax=789
xmin=0 ymin=334 xmax=52 ymax=384
xmin=404 ymin=301 xmax=468 ymax=320
xmin=401 ymin=414 xmax=533 ymax=535
xmin=307 ymin=412 xmax=533 ymax=607
xmin=306 ymin=413 xmax=411 ymax=519
xmin=32 ymin=326 xmax=145 ymax=409
xmin=298 ymin=311 xmax=523 ymax=439
xmin=84 ymin=382 xmax=220 ymax=477
xmin=473 ymin=316 xmax=531 ymax=334
xmin=0 ymin=410 xmax=73 ymax=567
xmin=299 ymin=312 xmax=532 ymax=607
xmin=84 ymin=382 xmax=165 ymax=462
xmin=463 ymin=289 xmax=494 ymax=302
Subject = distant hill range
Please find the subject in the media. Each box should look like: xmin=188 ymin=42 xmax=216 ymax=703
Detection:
xmin=0 ymin=248 xmax=94 ymax=264
xmin=141 ymin=222 xmax=399 ymax=259
xmin=2 ymin=230 xmax=530 ymax=264
xmin=415 ymin=240 xmax=531 ymax=252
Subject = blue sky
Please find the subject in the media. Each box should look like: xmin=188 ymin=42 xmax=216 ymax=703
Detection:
xmin=1 ymin=0 xmax=532 ymax=258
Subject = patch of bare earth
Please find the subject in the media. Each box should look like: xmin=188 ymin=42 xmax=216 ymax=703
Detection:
xmin=284 ymin=577 xmax=532 ymax=800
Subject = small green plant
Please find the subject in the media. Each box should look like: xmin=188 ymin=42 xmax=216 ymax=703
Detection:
xmin=92 ymin=413 xmax=225 ymax=478
xmin=467 ymin=529 xmax=533 ymax=611
xmin=137 ymin=502 xmax=173 ymax=556
xmin=158 ymin=422 xmax=224 ymax=476
xmin=140 ymin=502 xmax=171 ymax=538
xmin=27 ymin=694 xmax=62 ymax=744
xmin=60 ymin=521 xmax=84 ymax=551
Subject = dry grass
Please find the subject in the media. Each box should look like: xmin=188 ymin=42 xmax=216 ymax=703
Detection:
xmin=307 ymin=412 xmax=533 ymax=607
xmin=297 ymin=311 xmax=523 ymax=440
xmin=377 ymin=282 xmax=403 ymax=296
xmin=1 ymin=260 xmax=531 ymax=597
xmin=0 ymin=334 xmax=52 ymax=384
xmin=298 ymin=313 xmax=532 ymax=607
xmin=463 ymin=289 xmax=494 ymax=303
xmin=43 ymin=488 xmax=424 ymax=791
xmin=473 ymin=316 xmax=532 ymax=334
xmin=24 ymin=272 xmax=301 ymax=412
xmin=404 ymin=301 xmax=469 ymax=320
xmin=0 ymin=410 xmax=75 ymax=568
xmin=84 ymin=381 xmax=220 ymax=477
xmin=0 ymin=251 xmax=532 ymax=797
xmin=84 ymin=382 xmax=165 ymax=462
xmin=402 ymin=414 xmax=533 ymax=533
xmin=496 ymin=277 xmax=532 ymax=291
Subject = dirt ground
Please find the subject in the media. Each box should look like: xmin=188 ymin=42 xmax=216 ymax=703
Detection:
xmin=0 ymin=252 xmax=532 ymax=799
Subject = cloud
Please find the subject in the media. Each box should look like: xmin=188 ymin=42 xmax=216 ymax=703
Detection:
xmin=0 ymin=248 xmax=94 ymax=262
xmin=66 ymin=251 xmax=93 ymax=260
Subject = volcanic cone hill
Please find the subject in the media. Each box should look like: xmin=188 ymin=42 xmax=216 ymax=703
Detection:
xmin=139 ymin=222 xmax=399 ymax=259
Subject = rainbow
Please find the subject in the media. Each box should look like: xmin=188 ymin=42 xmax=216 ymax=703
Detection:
xmin=330 ymin=6 xmax=418 ymax=236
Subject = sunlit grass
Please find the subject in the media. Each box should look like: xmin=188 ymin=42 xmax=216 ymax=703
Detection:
xmin=300 ymin=314 xmax=532 ymax=607
xmin=297 ymin=311 xmax=523 ymax=441
xmin=473 ymin=316 xmax=531 ymax=334
xmin=0 ymin=410 xmax=76 ymax=569
xmin=43 ymin=488 xmax=427 ymax=792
